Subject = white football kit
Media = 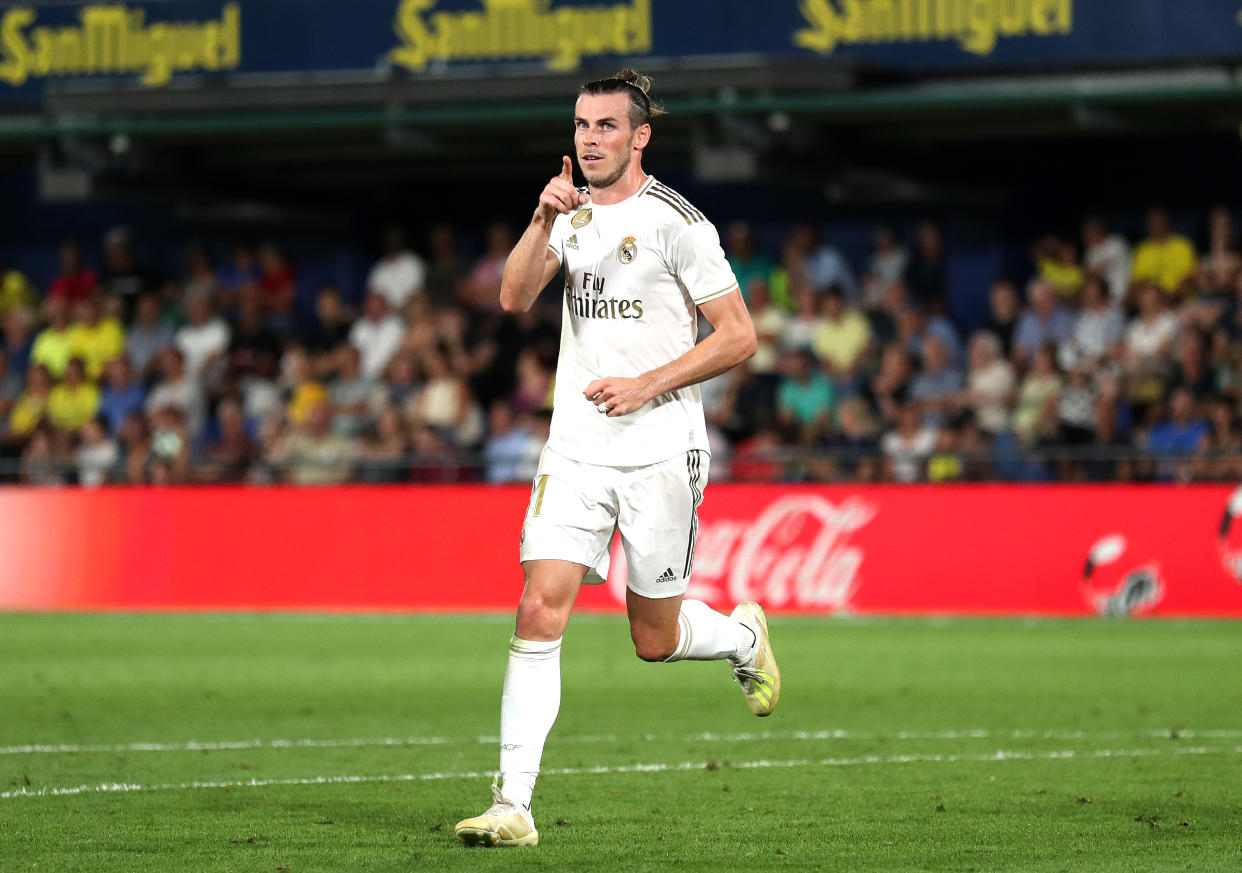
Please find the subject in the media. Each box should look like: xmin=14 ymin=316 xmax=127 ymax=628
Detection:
xmin=518 ymin=176 xmax=739 ymax=598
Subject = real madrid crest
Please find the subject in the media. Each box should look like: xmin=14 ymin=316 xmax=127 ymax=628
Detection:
xmin=571 ymin=208 xmax=592 ymax=229
xmin=618 ymin=235 xmax=638 ymax=264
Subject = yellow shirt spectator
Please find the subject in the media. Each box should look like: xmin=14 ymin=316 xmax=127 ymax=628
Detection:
xmin=287 ymin=381 xmax=328 ymax=426
xmin=30 ymin=326 xmax=75 ymax=379
xmin=1131 ymin=235 xmax=1197 ymax=296
xmin=47 ymin=381 xmax=100 ymax=431
xmin=0 ymin=269 xmax=36 ymax=316
xmin=1038 ymin=257 xmax=1085 ymax=298
xmin=68 ymin=318 xmax=126 ymax=380
xmin=812 ymin=310 xmax=871 ymax=373
xmin=9 ymin=392 xmax=48 ymax=436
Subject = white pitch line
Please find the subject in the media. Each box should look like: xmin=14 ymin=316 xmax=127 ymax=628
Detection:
xmin=3 ymin=727 xmax=1240 ymax=757
xmin=2 ymin=745 xmax=1238 ymax=801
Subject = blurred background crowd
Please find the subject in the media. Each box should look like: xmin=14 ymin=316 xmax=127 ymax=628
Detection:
xmin=1 ymin=202 xmax=1238 ymax=486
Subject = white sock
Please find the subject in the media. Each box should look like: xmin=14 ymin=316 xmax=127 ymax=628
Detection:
xmin=664 ymin=599 xmax=756 ymax=664
xmin=498 ymin=635 xmax=561 ymax=809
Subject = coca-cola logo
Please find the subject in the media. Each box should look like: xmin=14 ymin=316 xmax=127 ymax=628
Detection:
xmin=608 ymin=494 xmax=876 ymax=610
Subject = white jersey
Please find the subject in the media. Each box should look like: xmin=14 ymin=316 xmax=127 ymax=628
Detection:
xmin=544 ymin=176 xmax=739 ymax=466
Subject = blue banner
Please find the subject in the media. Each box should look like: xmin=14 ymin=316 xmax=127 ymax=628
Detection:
xmin=1 ymin=1 xmax=1240 ymax=105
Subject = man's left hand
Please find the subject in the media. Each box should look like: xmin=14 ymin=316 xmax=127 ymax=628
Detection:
xmin=583 ymin=376 xmax=655 ymax=417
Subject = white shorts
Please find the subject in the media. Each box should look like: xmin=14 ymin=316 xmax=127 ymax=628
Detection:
xmin=519 ymin=446 xmax=709 ymax=599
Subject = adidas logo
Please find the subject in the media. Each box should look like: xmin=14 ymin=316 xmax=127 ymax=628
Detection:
xmin=655 ymin=568 xmax=677 ymax=583
xmin=566 ymin=233 xmax=580 ymax=249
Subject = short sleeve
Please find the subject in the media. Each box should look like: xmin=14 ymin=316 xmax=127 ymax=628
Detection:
xmin=546 ymin=213 xmax=568 ymax=265
xmin=670 ymin=222 xmax=740 ymax=305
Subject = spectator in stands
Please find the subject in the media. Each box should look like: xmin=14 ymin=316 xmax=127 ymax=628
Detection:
xmin=100 ymin=227 xmax=154 ymax=321
xmin=271 ymin=400 xmax=356 ymax=485
xmin=68 ymin=296 xmax=125 ymax=381
xmin=805 ymin=226 xmax=859 ymax=301
xmin=927 ymin=424 xmax=965 ymax=483
xmin=148 ymin=406 xmax=191 ymax=484
xmin=31 ymin=298 xmax=74 ymax=379
xmin=464 ymin=222 xmax=513 ymax=311
xmin=0 ymin=353 xmax=21 ymax=424
xmin=776 ymin=349 xmax=834 ymax=441
xmin=424 ymin=224 xmax=469 ymax=310
xmin=328 ymin=344 xmax=375 ymax=437
xmin=867 ymin=341 xmax=914 ymax=426
xmin=47 ymin=358 xmax=99 ymax=432
xmin=199 ymin=398 xmax=256 ymax=483
xmin=1197 ymin=207 xmax=1238 ymax=294
xmin=511 ymin=347 xmax=553 ymax=415
xmin=1168 ymin=330 xmax=1214 ymax=401
xmin=145 ymin=348 xmax=204 ymax=437
xmin=768 ymin=233 xmax=811 ymax=312
xmin=75 ymin=415 xmax=118 ymax=487
xmin=217 ymin=244 xmax=260 ymax=310
xmin=1147 ymin=387 xmax=1208 ymax=481
xmin=895 ymin=304 xmax=962 ymax=367
xmin=1012 ymin=344 xmax=1062 ymax=444
xmin=175 ymin=293 xmax=230 ymax=384
xmin=118 ymin=410 xmax=151 ymax=484
xmin=126 ymin=293 xmax=177 ymax=382
xmin=282 ymin=346 xmax=328 ymax=428
xmin=1125 ymin=284 xmax=1179 ymax=412
xmin=98 ymin=357 xmax=146 ymax=435
xmin=905 ymin=221 xmax=946 ymax=310
xmin=183 ymin=242 xmax=219 ymax=302
xmin=819 ymin=397 xmax=880 ymax=481
xmin=368 ymin=227 xmax=426 ymax=312
xmin=256 ymin=243 xmax=296 ymax=336
xmin=359 ymin=404 xmax=411 ymax=483
xmin=812 ymin=286 xmax=871 ymax=389
xmin=881 ymin=402 xmax=937 ymax=482
xmin=861 ymin=226 xmax=908 ymax=309
xmin=1198 ymin=399 xmax=1242 ymax=481
xmin=3 ymin=307 xmax=34 ymax=378
xmin=1032 ymin=235 xmax=1084 ymax=300
xmin=1013 ymin=279 xmax=1076 ymax=368
xmin=985 ymin=279 xmax=1021 ymax=358
xmin=909 ymin=335 xmax=963 ymax=427
xmin=1070 ymin=276 xmax=1125 ymax=365
xmin=302 ymin=285 xmax=353 ymax=362
xmin=350 ymin=291 xmax=404 ymax=381
xmin=19 ymin=426 xmax=63 ymax=486
xmin=484 ymin=399 xmax=542 ymax=483
xmin=746 ymin=281 xmax=787 ymax=391
xmin=1056 ymin=352 xmax=1096 ymax=446
xmin=47 ymin=239 xmax=97 ymax=304
xmin=0 ymin=257 xmax=36 ymax=317
xmin=962 ymin=331 xmax=1014 ymax=435
xmin=411 ymin=346 xmax=481 ymax=446
xmin=725 ymin=221 xmax=773 ymax=304
xmin=1082 ymin=215 xmax=1131 ymax=304
xmin=6 ymin=363 xmax=52 ymax=442
xmin=1131 ymin=207 xmax=1197 ymax=299
xmin=1086 ymin=388 xmax=1132 ymax=482
xmin=782 ymin=286 xmax=822 ymax=352
xmin=228 ymin=289 xmax=283 ymax=376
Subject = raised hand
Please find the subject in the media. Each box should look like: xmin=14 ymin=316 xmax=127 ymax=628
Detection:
xmin=536 ymin=156 xmax=589 ymax=224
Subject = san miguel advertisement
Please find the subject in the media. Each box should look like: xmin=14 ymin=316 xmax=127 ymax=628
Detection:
xmin=3 ymin=0 xmax=1242 ymax=103
xmin=2 ymin=485 xmax=1242 ymax=616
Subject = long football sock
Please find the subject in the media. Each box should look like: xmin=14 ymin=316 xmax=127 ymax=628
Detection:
xmin=664 ymin=599 xmax=756 ymax=663
xmin=498 ymin=635 xmax=562 ymax=809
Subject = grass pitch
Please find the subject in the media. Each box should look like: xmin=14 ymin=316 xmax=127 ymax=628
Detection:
xmin=1 ymin=613 xmax=1240 ymax=872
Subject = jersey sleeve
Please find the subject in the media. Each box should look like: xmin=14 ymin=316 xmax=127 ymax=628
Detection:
xmin=546 ymin=212 xmax=568 ymax=266
xmin=669 ymin=222 xmax=740 ymax=305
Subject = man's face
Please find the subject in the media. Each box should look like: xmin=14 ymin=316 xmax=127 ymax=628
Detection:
xmin=574 ymin=93 xmax=647 ymax=189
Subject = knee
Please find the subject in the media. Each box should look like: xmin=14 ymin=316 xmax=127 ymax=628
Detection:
xmin=515 ymin=593 xmax=569 ymax=640
xmin=632 ymin=632 xmax=677 ymax=663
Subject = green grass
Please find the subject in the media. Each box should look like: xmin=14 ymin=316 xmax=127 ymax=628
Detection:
xmin=1 ymin=614 xmax=1240 ymax=872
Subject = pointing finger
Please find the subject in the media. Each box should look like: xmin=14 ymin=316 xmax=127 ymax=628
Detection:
xmin=560 ymin=155 xmax=573 ymax=182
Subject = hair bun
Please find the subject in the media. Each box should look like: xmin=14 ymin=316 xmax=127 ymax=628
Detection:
xmin=614 ymin=68 xmax=652 ymax=94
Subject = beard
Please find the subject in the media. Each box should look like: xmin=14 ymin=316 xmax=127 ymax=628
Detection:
xmin=582 ymin=136 xmax=634 ymax=189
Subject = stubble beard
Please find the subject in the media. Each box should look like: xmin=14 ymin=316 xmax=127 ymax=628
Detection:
xmin=583 ymin=135 xmax=634 ymax=190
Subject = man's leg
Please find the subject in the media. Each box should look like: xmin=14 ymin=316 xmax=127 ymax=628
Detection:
xmin=626 ymin=588 xmax=754 ymax=664
xmin=500 ymin=559 xmax=587 ymax=806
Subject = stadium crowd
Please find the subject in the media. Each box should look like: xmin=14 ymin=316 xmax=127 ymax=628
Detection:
xmin=0 ymin=206 xmax=1239 ymax=486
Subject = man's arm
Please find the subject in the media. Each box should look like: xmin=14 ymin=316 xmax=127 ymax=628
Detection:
xmin=500 ymin=156 xmax=586 ymax=313
xmin=584 ymin=289 xmax=757 ymax=417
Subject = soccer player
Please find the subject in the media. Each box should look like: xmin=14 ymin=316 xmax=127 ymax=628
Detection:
xmin=454 ymin=70 xmax=781 ymax=848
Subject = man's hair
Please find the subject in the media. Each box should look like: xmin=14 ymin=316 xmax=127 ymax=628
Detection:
xmin=579 ymin=68 xmax=666 ymax=129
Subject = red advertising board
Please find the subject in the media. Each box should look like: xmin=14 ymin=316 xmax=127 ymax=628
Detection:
xmin=1 ymin=485 xmax=1241 ymax=616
